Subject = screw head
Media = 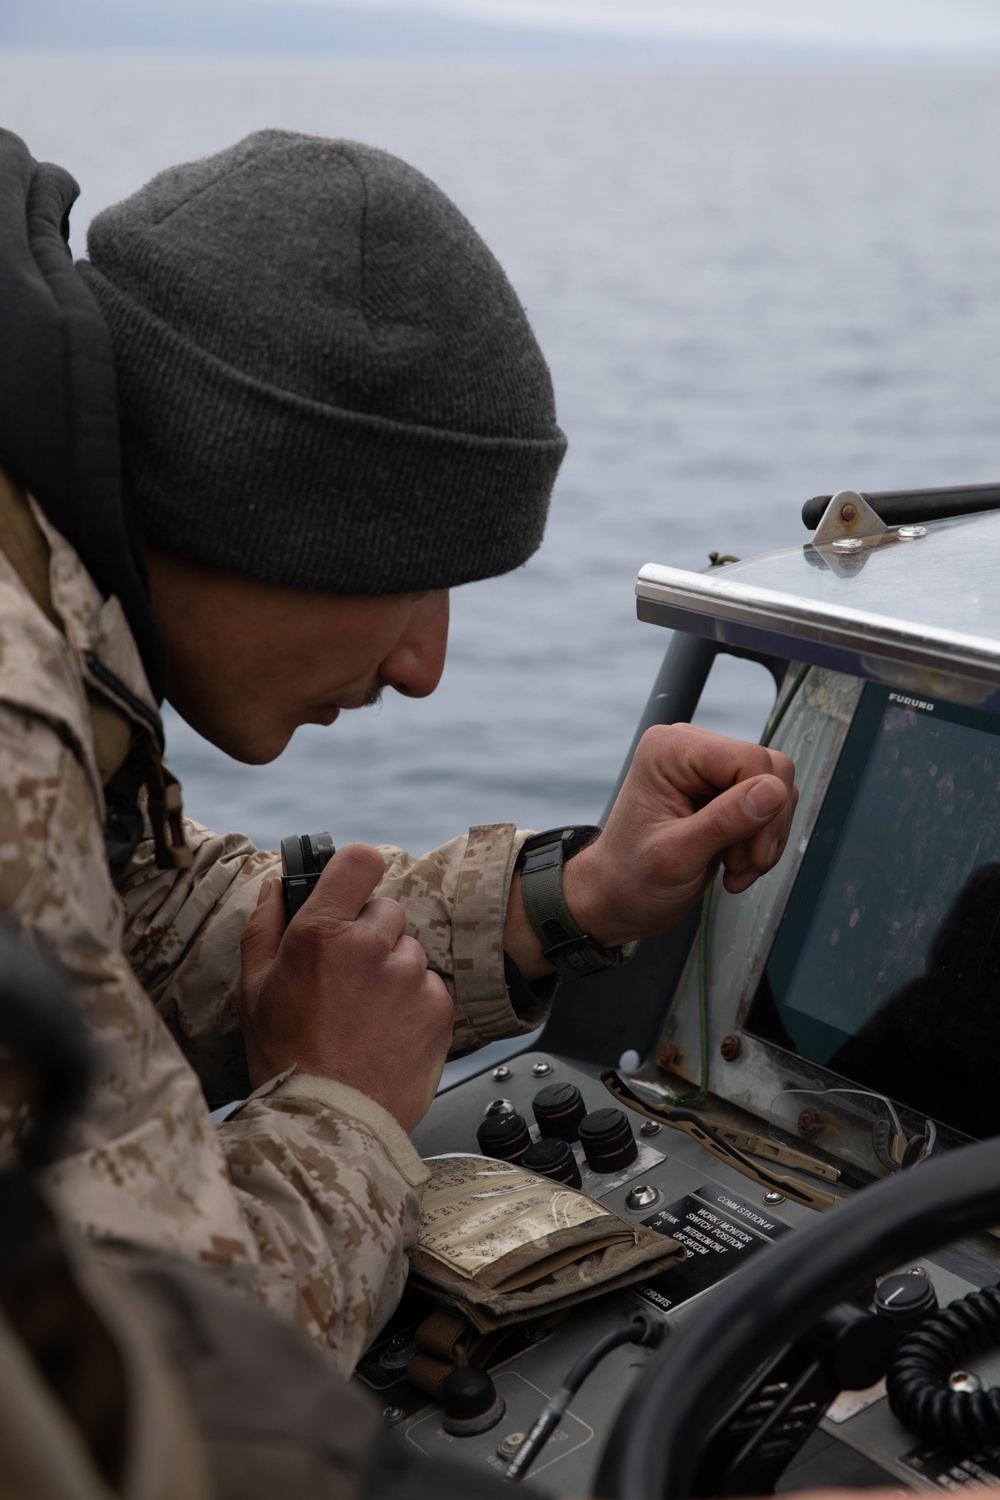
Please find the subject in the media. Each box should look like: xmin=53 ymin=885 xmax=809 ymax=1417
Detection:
xmin=831 ymin=536 xmax=864 ymax=553
xmin=532 ymin=1061 xmax=553 ymax=1077
xmin=763 ymin=1191 xmax=786 ymax=1206
xmin=382 ymin=1406 xmax=405 ymax=1424
xmin=626 ymin=1183 xmax=660 ymax=1210
xmin=840 ymin=502 xmax=858 ymax=523
xmin=498 ymin=1432 xmax=526 ymax=1460
xmin=797 ymin=1108 xmax=821 ymax=1137
xmin=658 ymin=1043 xmax=682 ymax=1070
xmin=720 ymin=1034 xmax=741 ymax=1061
xmin=898 ymin=524 xmax=928 ymax=540
xmin=949 ymin=1370 xmax=982 ymax=1393
xmin=491 ymin=1064 xmax=512 ymax=1082
xmin=640 ymin=1120 xmax=663 ymax=1137
xmin=485 ymin=1098 xmax=515 ymax=1117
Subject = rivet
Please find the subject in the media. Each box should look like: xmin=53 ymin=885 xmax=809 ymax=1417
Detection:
xmin=492 ymin=1064 xmax=512 ymax=1082
xmin=532 ymin=1061 xmax=553 ymax=1077
xmin=840 ymin=502 xmax=858 ymax=523
xmin=797 ymin=1108 xmax=821 ymax=1137
xmin=949 ymin=1370 xmax=982 ymax=1393
xmin=658 ymin=1043 xmax=682 ymax=1070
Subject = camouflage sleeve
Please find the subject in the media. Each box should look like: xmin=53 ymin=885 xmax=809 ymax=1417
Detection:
xmin=121 ymin=819 xmax=547 ymax=1101
xmin=0 ymin=702 xmax=428 ymax=1371
xmin=375 ymin=826 xmax=550 ymax=1052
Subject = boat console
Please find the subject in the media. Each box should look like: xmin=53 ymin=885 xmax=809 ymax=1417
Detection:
xmin=358 ymin=489 xmax=1000 ymax=1496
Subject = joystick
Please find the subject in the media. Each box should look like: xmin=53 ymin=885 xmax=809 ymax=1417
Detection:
xmin=441 ymin=1368 xmax=506 ymax=1436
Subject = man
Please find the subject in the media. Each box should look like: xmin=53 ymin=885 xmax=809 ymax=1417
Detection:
xmin=0 ymin=126 xmax=796 ymax=1373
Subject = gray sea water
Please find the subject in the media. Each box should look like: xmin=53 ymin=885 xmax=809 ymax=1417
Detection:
xmin=2 ymin=52 xmax=1000 ymax=857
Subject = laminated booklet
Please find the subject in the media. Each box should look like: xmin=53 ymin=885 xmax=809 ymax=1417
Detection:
xmin=408 ymin=1155 xmax=685 ymax=1330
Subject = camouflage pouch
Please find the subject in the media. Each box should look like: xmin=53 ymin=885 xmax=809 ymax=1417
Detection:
xmin=407 ymin=1155 xmax=684 ymax=1335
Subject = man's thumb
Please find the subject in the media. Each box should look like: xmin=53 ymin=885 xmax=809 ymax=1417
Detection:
xmin=685 ymin=774 xmax=787 ymax=861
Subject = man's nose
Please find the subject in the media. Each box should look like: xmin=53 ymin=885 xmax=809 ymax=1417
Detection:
xmin=380 ymin=590 xmax=450 ymax=698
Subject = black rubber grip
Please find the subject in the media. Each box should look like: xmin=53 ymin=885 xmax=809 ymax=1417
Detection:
xmin=802 ymin=483 xmax=1000 ymax=530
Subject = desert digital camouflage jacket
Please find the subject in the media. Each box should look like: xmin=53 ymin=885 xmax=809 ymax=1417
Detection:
xmin=0 ymin=482 xmax=548 ymax=1371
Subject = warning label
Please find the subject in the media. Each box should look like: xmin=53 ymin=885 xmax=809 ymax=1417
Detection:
xmin=631 ymin=1184 xmax=790 ymax=1313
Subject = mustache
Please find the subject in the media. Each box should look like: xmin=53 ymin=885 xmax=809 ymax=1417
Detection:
xmin=340 ymin=684 xmax=383 ymax=711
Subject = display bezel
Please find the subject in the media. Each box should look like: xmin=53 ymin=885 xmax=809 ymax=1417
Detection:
xmin=744 ymin=681 xmax=1000 ymax=1140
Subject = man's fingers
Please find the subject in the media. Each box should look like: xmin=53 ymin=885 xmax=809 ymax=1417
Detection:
xmin=239 ymin=876 xmax=287 ymax=999
xmin=303 ymin=843 xmax=387 ymax=923
xmin=639 ymin=723 xmax=795 ymax=804
xmin=669 ymin=773 xmax=794 ymax=882
xmin=355 ymin=895 xmax=409 ymax=951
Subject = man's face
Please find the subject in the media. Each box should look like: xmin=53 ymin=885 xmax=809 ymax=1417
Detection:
xmin=147 ymin=545 xmax=450 ymax=763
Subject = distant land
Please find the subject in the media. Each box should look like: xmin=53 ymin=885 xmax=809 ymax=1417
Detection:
xmin=0 ymin=0 xmax=697 ymax=58
xmin=0 ymin=0 xmax=924 ymax=59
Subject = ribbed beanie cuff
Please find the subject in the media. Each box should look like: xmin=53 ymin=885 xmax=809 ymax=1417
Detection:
xmin=79 ymin=133 xmax=567 ymax=594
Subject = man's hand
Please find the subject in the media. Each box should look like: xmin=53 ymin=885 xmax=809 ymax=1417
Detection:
xmin=239 ymin=844 xmax=454 ymax=1131
xmin=506 ymin=724 xmax=798 ymax=977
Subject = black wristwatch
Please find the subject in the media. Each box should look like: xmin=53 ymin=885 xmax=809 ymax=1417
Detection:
xmin=516 ymin=826 xmax=638 ymax=979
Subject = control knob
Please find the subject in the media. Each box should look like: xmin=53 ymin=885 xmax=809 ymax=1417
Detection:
xmin=578 ymin=1107 xmax=638 ymax=1173
xmin=476 ymin=1110 xmax=531 ymax=1163
xmin=522 ymin=1137 xmax=583 ymax=1188
xmin=873 ymin=1269 xmax=938 ymax=1328
xmin=532 ymin=1082 xmax=587 ymax=1142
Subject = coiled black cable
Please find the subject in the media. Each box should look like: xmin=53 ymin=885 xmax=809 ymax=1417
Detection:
xmin=887 ymin=1284 xmax=1000 ymax=1450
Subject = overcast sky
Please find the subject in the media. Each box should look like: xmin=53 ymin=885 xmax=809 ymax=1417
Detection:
xmin=259 ymin=0 xmax=1000 ymax=52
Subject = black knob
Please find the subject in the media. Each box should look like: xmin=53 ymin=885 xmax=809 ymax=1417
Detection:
xmin=874 ymin=1270 xmax=938 ymax=1327
xmin=532 ymin=1082 xmax=587 ymax=1142
xmin=441 ymin=1367 xmax=507 ymax=1436
xmin=579 ymin=1107 xmax=638 ymax=1173
xmin=476 ymin=1110 xmax=531 ymax=1163
xmin=522 ymin=1137 xmax=583 ymax=1188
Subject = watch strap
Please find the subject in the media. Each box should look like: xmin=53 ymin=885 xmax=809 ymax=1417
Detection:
xmin=517 ymin=827 xmax=638 ymax=979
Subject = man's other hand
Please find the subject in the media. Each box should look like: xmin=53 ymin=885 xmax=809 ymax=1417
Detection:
xmin=505 ymin=724 xmax=798 ymax=976
xmin=239 ymin=844 xmax=454 ymax=1130
xmin=565 ymin=724 xmax=798 ymax=949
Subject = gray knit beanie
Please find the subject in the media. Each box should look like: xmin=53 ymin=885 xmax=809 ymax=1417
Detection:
xmin=77 ymin=130 xmax=566 ymax=594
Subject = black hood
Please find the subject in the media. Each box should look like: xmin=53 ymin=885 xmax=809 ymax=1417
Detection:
xmin=0 ymin=129 xmax=166 ymax=702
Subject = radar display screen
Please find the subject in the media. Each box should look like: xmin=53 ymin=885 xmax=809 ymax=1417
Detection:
xmin=746 ymin=683 xmax=1000 ymax=1139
